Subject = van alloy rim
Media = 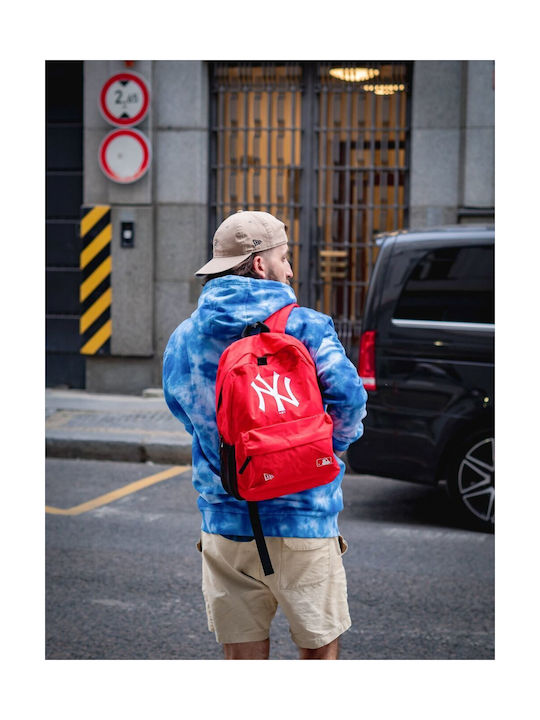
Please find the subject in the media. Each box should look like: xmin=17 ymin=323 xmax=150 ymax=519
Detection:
xmin=457 ymin=438 xmax=495 ymax=524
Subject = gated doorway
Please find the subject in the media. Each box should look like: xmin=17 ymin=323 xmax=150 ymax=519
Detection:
xmin=209 ymin=61 xmax=412 ymax=356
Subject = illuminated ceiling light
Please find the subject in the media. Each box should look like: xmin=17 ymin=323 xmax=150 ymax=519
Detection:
xmin=363 ymin=83 xmax=405 ymax=96
xmin=329 ymin=67 xmax=380 ymax=82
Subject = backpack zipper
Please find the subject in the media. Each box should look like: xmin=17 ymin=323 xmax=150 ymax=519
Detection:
xmin=238 ymin=456 xmax=252 ymax=474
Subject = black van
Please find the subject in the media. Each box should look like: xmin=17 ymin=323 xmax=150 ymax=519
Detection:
xmin=347 ymin=225 xmax=494 ymax=531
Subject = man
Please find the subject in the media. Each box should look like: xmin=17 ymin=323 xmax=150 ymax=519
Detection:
xmin=163 ymin=210 xmax=367 ymax=660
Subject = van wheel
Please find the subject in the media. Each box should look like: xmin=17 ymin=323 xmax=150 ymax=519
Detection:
xmin=446 ymin=431 xmax=494 ymax=532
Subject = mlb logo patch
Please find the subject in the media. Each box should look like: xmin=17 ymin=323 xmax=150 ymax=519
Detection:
xmin=316 ymin=457 xmax=333 ymax=467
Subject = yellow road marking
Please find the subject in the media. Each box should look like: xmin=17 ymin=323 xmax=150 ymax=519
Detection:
xmin=45 ymin=465 xmax=189 ymax=516
xmin=80 ymin=224 xmax=112 ymax=270
xmin=80 ymin=319 xmax=112 ymax=355
xmin=81 ymin=205 xmax=110 ymax=238
xmin=80 ymin=287 xmax=112 ymax=334
xmin=80 ymin=256 xmax=112 ymax=302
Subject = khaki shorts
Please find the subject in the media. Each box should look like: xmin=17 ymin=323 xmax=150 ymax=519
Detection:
xmin=197 ymin=530 xmax=351 ymax=649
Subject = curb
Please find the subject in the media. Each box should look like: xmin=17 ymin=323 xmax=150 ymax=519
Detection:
xmin=46 ymin=438 xmax=192 ymax=465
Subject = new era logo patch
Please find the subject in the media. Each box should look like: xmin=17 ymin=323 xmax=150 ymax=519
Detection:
xmin=316 ymin=457 xmax=333 ymax=467
xmin=263 ymin=473 xmax=274 ymax=482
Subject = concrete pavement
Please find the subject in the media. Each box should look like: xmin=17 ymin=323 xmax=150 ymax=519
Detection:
xmin=45 ymin=388 xmax=192 ymax=465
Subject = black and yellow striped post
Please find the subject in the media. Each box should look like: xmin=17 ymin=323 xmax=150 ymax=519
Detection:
xmin=79 ymin=205 xmax=112 ymax=355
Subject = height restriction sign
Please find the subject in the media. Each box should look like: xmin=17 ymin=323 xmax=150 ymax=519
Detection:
xmin=99 ymin=72 xmax=150 ymax=127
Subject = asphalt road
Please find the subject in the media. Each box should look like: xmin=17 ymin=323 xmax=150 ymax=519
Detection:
xmin=45 ymin=458 xmax=494 ymax=660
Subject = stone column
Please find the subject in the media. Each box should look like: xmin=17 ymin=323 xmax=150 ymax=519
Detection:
xmin=461 ymin=61 xmax=495 ymax=214
xmin=153 ymin=61 xmax=209 ymax=386
xmin=82 ymin=60 xmax=209 ymax=393
xmin=409 ymin=60 xmax=463 ymax=227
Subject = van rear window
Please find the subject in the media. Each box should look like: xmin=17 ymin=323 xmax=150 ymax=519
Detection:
xmin=394 ymin=245 xmax=494 ymax=324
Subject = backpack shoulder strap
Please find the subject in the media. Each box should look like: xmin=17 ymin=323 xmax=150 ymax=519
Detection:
xmin=264 ymin=303 xmax=299 ymax=333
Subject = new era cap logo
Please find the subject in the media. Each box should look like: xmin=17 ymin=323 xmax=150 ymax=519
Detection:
xmin=263 ymin=473 xmax=274 ymax=482
xmin=316 ymin=457 xmax=333 ymax=467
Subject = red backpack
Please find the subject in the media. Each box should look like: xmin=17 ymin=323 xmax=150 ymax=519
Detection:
xmin=216 ymin=303 xmax=340 ymax=574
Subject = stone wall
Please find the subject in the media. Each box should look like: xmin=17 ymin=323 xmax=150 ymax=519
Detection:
xmin=83 ymin=61 xmax=208 ymax=393
xmin=409 ymin=60 xmax=494 ymax=227
xmin=81 ymin=60 xmax=494 ymax=394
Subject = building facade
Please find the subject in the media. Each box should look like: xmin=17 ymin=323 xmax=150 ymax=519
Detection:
xmin=45 ymin=60 xmax=494 ymax=393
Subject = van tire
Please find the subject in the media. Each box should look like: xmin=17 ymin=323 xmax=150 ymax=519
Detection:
xmin=445 ymin=430 xmax=494 ymax=532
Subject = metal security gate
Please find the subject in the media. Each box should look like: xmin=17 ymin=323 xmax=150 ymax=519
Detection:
xmin=209 ymin=63 xmax=304 ymax=292
xmin=209 ymin=61 xmax=411 ymax=355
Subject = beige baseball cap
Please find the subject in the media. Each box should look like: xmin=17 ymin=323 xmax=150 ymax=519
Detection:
xmin=195 ymin=210 xmax=288 ymax=276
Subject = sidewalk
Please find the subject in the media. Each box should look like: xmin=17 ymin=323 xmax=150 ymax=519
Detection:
xmin=45 ymin=388 xmax=192 ymax=465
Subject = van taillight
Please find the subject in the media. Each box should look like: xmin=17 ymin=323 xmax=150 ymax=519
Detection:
xmin=358 ymin=330 xmax=376 ymax=391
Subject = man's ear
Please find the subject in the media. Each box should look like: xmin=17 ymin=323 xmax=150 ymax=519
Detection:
xmin=252 ymin=254 xmax=266 ymax=278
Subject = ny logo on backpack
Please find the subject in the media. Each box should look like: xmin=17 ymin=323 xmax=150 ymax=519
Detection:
xmin=250 ymin=371 xmax=299 ymax=414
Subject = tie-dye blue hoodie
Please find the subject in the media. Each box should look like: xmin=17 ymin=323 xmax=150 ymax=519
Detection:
xmin=162 ymin=275 xmax=367 ymax=538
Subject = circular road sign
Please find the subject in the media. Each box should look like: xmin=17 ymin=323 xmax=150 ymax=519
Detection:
xmin=99 ymin=71 xmax=150 ymax=127
xmin=98 ymin=128 xmax=152 ymax=184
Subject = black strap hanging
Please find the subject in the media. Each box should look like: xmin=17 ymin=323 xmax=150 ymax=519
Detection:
xmin=247 ymin=501 xmax=274 ymax=576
